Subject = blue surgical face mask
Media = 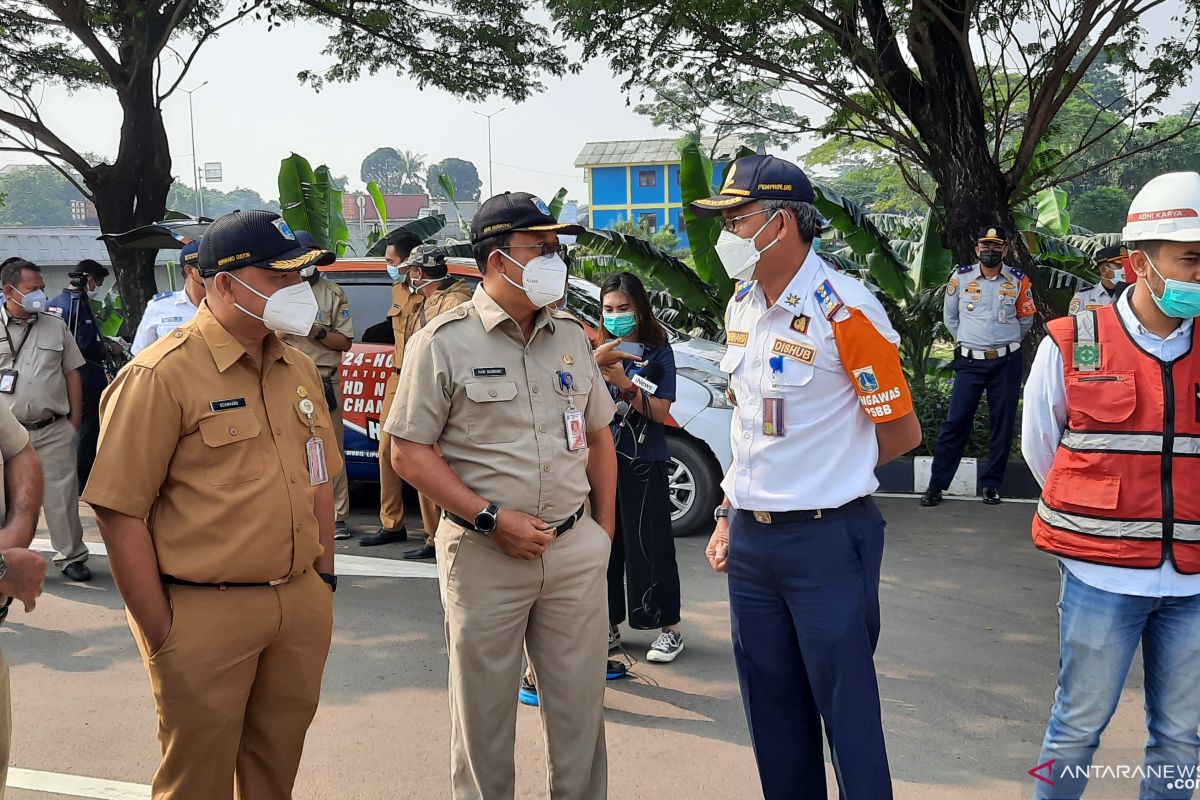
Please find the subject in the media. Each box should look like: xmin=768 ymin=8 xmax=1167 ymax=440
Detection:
xmin=603 ymin=311 xmax=637 ymax=338
xmin=13 ymin=287 xmax=47 ymax=313
xmin=1145 ymin=251 xmax=1200 ymax=320
xmin=387 ymin=265 xmax=406 ymax=284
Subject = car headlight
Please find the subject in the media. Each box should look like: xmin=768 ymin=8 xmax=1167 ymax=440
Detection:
xmin=678 ymin=366 xmax=733 ymax=409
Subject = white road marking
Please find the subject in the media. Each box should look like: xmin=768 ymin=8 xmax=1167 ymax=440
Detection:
xmin=31 ymin=539 xmax=438 ymax=580
xmin=874 ymin=492 xmax=1038 ymax=505
xmin=6 ymin=767 xmax=150 ymax=799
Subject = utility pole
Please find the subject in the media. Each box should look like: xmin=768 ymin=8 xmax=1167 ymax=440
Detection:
xmin=472 ymin=107 xmax=506 ymax=198
xmin=182 ymin=81 xmax=209 ymax=219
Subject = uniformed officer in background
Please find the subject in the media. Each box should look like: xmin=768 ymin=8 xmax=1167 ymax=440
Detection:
xmin=84 ymin=210 xmax=341 ymax=799
xmin=1069 ymin=245 xmax=1130 ymax=315
xmin=696 ymin=155 xmax=921 ymax=800
xmin=360 ymin=230 xmax=423 ymax=547
xmin=0 ymin=258 xmax=91 ymax=582
xmin=131 ymin=240 xmax=206 ymax=355
xmin=920 ymin=227 xmax=1036 ymax=507
xmin=0 ymin=397 xmax=50 ymax=791
xmin=47 ymin=259 xmax=109 ymax=488
xmin=279 ymin=230 xmax=355 ymax=539
xmin=386 ymin=191 xmax=618 ymax=799
xmin=395 ymin=244 xmax=471 ymax=560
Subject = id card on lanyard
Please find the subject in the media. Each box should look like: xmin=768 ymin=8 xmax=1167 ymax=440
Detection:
xmin=762 ymin=355 xmax=785 ymax=437
xmin=559 ymin=370 xmax=587 ymax=451
xmin=0 ymin=314 xmax=31 ymax=395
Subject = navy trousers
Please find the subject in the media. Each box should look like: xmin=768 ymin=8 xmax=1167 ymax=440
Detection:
xmin=728 ymin=499 xmax=892 ymax=800
xmin=928 ymin=352 xmax=1023 ymax=492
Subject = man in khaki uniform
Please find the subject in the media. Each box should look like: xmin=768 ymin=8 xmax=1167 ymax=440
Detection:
xmin=279 ymin=231 xmax=355 ymax=539
xmin=387 ymin=191 xmax=618 ymax=799
xmin=396 ymin=245 xmax=472 ymax=560
xmin=0 ymin=258 xmax=91 ymax=582
xmin=83 ymin=210 xmax=342 ymax=800
xmin=0 ymin=398 xmax=50 ymax=791
xmin=360 ymin=230 xmax=423 ymax=547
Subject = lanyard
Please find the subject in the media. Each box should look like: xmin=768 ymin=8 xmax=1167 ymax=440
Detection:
xmin=0 ymin=310 xmax=32 ymax=361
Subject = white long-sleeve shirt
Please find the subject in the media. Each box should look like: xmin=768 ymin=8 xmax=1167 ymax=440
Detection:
xmin=1022 ymin=287 xmax=1200 ymax=597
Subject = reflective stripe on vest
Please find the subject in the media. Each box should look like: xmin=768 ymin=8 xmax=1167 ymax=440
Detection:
xmin=1032 ymin=305 xmax=1200 ymax=572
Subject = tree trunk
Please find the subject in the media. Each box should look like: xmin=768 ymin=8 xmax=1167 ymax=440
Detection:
xmin=88 ymin=64 xmax=173 ymax=331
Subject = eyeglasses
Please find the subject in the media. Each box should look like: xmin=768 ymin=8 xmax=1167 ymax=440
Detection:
xmin=500 ymin=243 xmax=569 ymax=260
xmin=721 ymin=209 xmax=771 ymax=233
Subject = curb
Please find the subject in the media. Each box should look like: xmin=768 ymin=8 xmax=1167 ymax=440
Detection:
xmin=875 ymin=456 xmax=1041 ymax=499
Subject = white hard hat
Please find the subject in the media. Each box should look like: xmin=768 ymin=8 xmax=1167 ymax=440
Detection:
xmin=1122 ymin=171 xmax=1200 ymax=243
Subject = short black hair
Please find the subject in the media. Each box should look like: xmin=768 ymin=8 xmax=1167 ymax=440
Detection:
xmin=473 ymin=232 xmax=512 ymax=275
xmin=385 ymin=231 xmax=422 ymax=261
xmin=1 ymin=258 xmax=40 ymax=289
xmin=1134 ymin=241 xmax=1163 ymax=258
xmin=77 ymin=259 xmax=109 ymax=279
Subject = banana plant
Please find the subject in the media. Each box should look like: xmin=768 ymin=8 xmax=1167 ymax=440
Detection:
xmin=437 ymin=173 xmax=472 ymax=240
xmin=364 ymin=180 xmax=389 ymax=252
xmin=363 ymin=213 xmax=449 ymax=257
xmin=278 ymin=153 xmax=351 ymax=256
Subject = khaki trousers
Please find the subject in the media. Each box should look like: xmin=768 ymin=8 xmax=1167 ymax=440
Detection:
xmin=378 ymin=375 xmax=406 ymax=531
xmin=28 ymin=417 xmax=87 ymax=569
xmin=328 ymin=376 xmax=349 ymax=522
xmin=128 ymin=569 xmax=333 ymax=800
xmin=436 ymin=513 xmax=611 ymax=800
xmin=0 ymin=644 xmax=9 ymax=796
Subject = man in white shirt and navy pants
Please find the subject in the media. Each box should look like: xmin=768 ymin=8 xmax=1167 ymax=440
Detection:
xmin=698 ymin=155 xmax=922 ymax=800
xmin=1023 ymin=171 xmax=1200 ymax=799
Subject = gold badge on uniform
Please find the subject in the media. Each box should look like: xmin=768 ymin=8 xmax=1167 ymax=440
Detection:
xmin=790 ymin=314 xmax=810 ymax=335
xmin=563 ymin=354 xmax=574 ymax=365
xmin=297 ymin=385 xmax=309 ymax=398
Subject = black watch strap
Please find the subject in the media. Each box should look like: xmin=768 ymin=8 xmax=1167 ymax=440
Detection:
xmin=319 ymin=572 xmax=337 ymax=592
xmin=475 ymin=502 xmax=500 ymax=533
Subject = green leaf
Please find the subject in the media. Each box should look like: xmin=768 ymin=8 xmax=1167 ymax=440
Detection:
xmin=438 ymin=172 xmax=458 ymax=203
xmin=278 ymin=153 xmax=325 ymax=245
xmin=547 ymin=187 xmax=569 ymax=221
xmin=912 ymin=209 xmax=954 ymax=291
xmin=315 ymin=164 xmax=350 ymax=257
xmin=677 ymin=140 xmax=726 ymax=291
xmin=366 ymin=181 xmax=388 ymax=228
xmin=364 ymin=214 xmax=448 ymax=257
xmin=812 ymin=183 xmax=909 ymax=298
xmin=162 ymin=209 xmax=191 ymax=221
xmin=1035 ymin=187 xmax=1072 ymax=236
xmin=575 ymin=228 xmax=724 ymax=324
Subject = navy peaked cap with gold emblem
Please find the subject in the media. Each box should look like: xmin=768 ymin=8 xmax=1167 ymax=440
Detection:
xmin=198 ymin=210 xmax=328 ymax=277
xmin=977 ymin=226 xmax=1010 ymax=244
xmin=691 ymin=155 xmax=816 ymax=217
xmin=470 ymin=192 xmax=586 ymax=243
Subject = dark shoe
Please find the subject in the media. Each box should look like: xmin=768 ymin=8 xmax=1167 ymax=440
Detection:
xmin=519 ymin=674 xmax=538 ymax=707
xmin=920 ymin=488 xmax=943 ymax=507
xmin=403 ymin=543 xmax=436 ymax=560
xmin=359 ymin=527 xmax=408 ymax=547
xmin=63 ymin=562 xmax=92 ymax=582
xmin=333 ymin=521 xmax=353 ymax=540
xmin=982 ymin=488 xmax=1002 ymax=505
xmin=606 ymin=659 xmax=628 ymax=680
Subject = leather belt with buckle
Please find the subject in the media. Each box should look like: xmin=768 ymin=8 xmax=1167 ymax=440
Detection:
xmin=445 ymin=506 xmax=585 ymax=538
xmin=21 ymin=414 xmax=64 ymax=431
xmin=741 ymin=498 xmax=870 ymax=526
xmin=959 ymin=342 xmax=1020 ymax=361
xmin=160 ymin=568 xmax=306 ymax=590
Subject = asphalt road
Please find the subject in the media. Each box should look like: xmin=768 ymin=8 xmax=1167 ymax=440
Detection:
xmin=2 ymin=493 xmax=1160 ymax=799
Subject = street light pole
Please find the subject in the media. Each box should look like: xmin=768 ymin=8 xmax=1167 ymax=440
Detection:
xmin=182 ymin=81 xmax=209 ymax=220
xmin=472 ymin=107 xmax=506 ymax=198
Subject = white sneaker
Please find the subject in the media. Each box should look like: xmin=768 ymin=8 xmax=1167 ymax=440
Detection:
xmin=646 ymin=630 xmax=684 ymax=663
xmin=608 ymin=625 xmax=621 ymax=652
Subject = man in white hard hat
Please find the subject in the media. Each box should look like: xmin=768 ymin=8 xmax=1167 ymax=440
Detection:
xmin=1022 ymin=171 xmax=1200 ymax=799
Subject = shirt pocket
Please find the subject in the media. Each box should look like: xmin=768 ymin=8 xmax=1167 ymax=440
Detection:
xmin=1066 ymin=371 xmax=1136 ymax=426
xmin=32 ymin=337 xmax=63 ymax=373
xmin=719 ymin=347 xmax=745 ymax=375
xmin=198 ymin=409 xmax=264 ymax=485
xmin=464 ymin=380 xmax=521 ymax=444
xmin=998 ymin=294 xmax=1017 ymax=322
xmin=774 ymin=357 xmax=814 ymax=389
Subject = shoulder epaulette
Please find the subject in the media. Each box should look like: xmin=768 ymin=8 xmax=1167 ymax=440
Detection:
xmin=152 ymin=291 xmax=173 ymax=301
xmin=425 ymin=303 xmax=473 ymax=334
xmin=1008 ymin=266 xmax=1026 ymax=280
xmin=956 ymin=264 xmax=975 ymax=274
xmin=134 ymin=327 xmax=190 ymax=368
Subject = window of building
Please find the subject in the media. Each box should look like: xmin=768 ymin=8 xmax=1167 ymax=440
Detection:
xmin=638 ymin=169 xmax=657 ymax=188
xmin=638 ymin=212 xmax=658 ymax=232
xmin=70 ymin=200 xmax=86 ymax=222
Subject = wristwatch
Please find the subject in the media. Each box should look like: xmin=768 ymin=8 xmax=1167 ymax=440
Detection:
xmin=475 ymin=502 xmax=500 ymax=534
xmin=319 ymin=572 xmax=337 ymax=592
xmin=315 ymin=326 xmax=328 ymax=341
xmin=713 ymin=506 xmax=731 ymax=522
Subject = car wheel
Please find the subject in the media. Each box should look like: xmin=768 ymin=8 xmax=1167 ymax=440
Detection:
xmin=665 ymin=434 xmax=720 ymax=538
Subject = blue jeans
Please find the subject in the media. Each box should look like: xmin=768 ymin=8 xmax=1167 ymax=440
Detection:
xmin=1036 ymin=566 xmax=1200 ymax=799
xmin=728 ymin=499 xmax=892 ymax=800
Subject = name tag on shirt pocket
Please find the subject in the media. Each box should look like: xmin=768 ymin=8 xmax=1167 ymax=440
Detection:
xmin=198 ymin=409 xmax=263 ymax=486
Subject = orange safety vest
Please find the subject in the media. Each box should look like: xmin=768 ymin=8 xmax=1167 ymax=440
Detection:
xmin=1033 ymin=305 xmax=1200 ymax=572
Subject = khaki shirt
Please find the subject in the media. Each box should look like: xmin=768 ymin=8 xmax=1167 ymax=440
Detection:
xmin=0 ymin=308 xmax=86 ymax=422
xmin=388 ymin=284 xmax=423 ymax=371
xmin=0 ymin=401 xmax=30 ymax=521
xmin=82 ymin=302 xmax=343 ymax=585
xmin=280 ymin=277 xmax=354 ymax=375
xmin=384 ymin=284 xmax=616 ymax=524
xmin=403 ymin=280 xmax=472 ymax=341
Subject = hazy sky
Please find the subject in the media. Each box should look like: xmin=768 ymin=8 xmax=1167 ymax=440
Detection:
xmin=4 ymin=18 xmax=806 ymax=206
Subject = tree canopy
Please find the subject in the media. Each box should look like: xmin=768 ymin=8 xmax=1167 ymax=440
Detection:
xmin=426 ymin=158 xmax=482 ymax=201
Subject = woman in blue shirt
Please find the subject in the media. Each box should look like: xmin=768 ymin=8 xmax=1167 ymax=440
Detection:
xmin=595 ymin=272 xmax=684 ymax=663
